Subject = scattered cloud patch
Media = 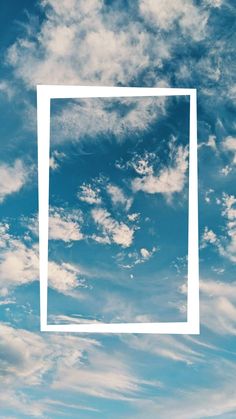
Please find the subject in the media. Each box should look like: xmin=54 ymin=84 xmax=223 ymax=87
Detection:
xmin=201 ymin=193 xmax=236 ymax=262
xmin=117 ymin=246 xmax=157 ymax=269
xmin=127 ymin=213 xmax=140 ymax=222
xmin=140 ymin=248 xmax=152 ymax=259
xmin=199 ymin=135 xmax=217 ymax=151
xmin=220 ymin=165 xmax=232 ymax=176
xmin=204 ymin=188 xmax=214 ymax=204
xmin=132 ymin=145 xmax=188 ymax=200
xmin=49 ymin=150 xmax=66 ymax=170
xmin=0 ymin=223 xmax=85 ymax=295
xmin=78 ymin=183 xmax=102 ymax=205
xmin=201 ymin=227 xmax=218 ymax=247
xmin=0 ymin=160 xmax=28 ymax=203
xmin=131 ymin=151 xmax=156 ymax=176
xmin=91 ymin=208 xmax=135 ymax=248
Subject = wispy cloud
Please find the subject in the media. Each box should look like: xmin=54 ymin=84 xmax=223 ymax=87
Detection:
xmin=0 ymin=322 xmax=158 ymax=415
xmin=200 ymin=278 xmax=236 ymax=335
xmin=122 ymin=333 xmax=203 ymax=365
xmin=140 ymin=0 xmax=209 ymax=41
xmin=50 ymin=97 xmax=166 ymax=144
xmin=107 ymin=184 xmax=133 ymax=212
xmin=49 ymin=207 xmax=84 ymax=242
xmin=132 ymin=359 xmax=236 ymax=419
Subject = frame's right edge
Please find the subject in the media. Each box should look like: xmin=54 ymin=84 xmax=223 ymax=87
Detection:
xmin=187 ymin=89 xmax=200 ymax=334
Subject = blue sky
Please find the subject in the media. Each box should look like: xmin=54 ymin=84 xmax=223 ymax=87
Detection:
xmin=0 ymin=0 xmax=236 ymax=418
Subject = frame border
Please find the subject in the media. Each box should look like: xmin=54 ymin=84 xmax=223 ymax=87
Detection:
xmin=37 ymin=86 xmax=199 ymax=334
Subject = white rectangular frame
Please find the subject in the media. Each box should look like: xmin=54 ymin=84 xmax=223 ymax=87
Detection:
xmin=37 ymin=85 xmax=199 ymax=334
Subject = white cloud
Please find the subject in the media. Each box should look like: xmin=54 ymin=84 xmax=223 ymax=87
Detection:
xmin=0 ymin=323 xmax=51 ymax=387
xmin=91 ymin=208 xmax=135 ymax=248
xmin=222 ymin=136 xmax=236 ymax=164
xmin=201 ymin=194 xmax=236 ymax=262
xmin=201 ymin=227 xmax=218 ymax=247
xmin=204 ymin=0 xmax=223 ymax=8
xmin=221 ymin=193 xmax=236 ymax=262
xmin=135 ymin=246 xmax=157 ymax=264
xmin=204 ymin=188 xmax=214 ymax=203
xmin=107 ymin=184 xmax=133 ymax=211
xmin=222 ymin=193 xmax=236 ymax=220
xmin=78 ymin=184 xmax=101 ymax=205
xmin=118 ymin=246 xmax=157 ymax=269
xmin=50 ymin=314 xmax=101 ymax=325
xmin=0 ymin=160 xmax=28 ymax=203
xmin=49 ymin=207 xmax=83 ymax=242
xmin=199 ymin=135 xmax=217 ymax=151
xmin=0 ymin=321 xmax=156 ymax=409
xmin=123 ymin=334 xmax=202 ymax=365
xmin=127 ymin=213 xmax=140 ymax=222
xmin=200 ymin=279 xmax=236 ymax=300
xmin=4 ymin=0 xmax=174 ymax=144
xmin=89 ymin=234 xmax=111 ymax=245
xmin=48 ymin=261 xmax=84 ymax=293
xmin=0 ymin=298 xmax=15 ymax=306
xmin=200 ymin=279 xmax=236 ymax=335
xmin=52 ymin=349 xmax=152 ymax=399
xmin=6 ymin=0 xmax=170 ymax=88
xmin=0 ymin=237 xmax=38 ymax=290
xmin=0 ymin=80 xmax=14 ymax=98
xmin=183 ymin=277 xmax=236 ymax=337
xmin=221 ymin=165 xmax=232 ymax=176
xmin=50 ymin=97 xmax=166 ymax=144
xmin=0 ymin=323 xmax=119 ymax=414
xmin=140 ymin=248 xmax=151 ymax=259
xmin=0 ymin=223 xmax=11 ymax=247
xmin=131 ymin=151 xmax=155 ymax=176
xmin=133 ymin=360 xmax=236 ymax=419
xmin=50 ymin=330 xmax=157 ymax=400
xmin=139 ymin=0 xmax=209 ymax=41
xmin=132 ymin=145 xmax=188 ymax=199
xmin=49 ymin=150 xmax=66 ymax=170
xmin=0 ymin=224 xmax=84 ymax=295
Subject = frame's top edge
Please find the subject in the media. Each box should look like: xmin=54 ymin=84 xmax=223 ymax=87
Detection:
xmin=36 ymin=85 xmax=196 ymax=99
xmin=36 ymin=84 xmax=196 ymax=91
